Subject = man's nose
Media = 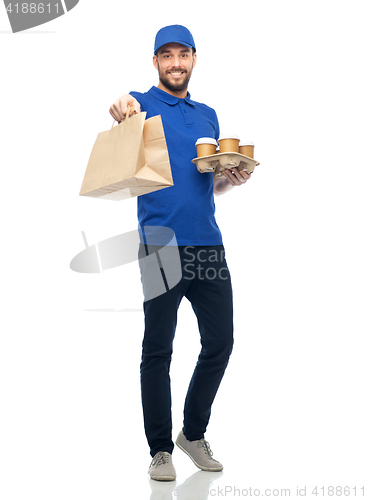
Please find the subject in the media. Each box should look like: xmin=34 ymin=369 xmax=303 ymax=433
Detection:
xmin=170 ymin=56 xmax=182 ymax=67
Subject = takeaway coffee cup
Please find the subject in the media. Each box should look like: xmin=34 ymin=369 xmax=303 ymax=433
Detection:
xmin=239 ymin=141 xmax=255 ymax=158
xmin=195 ymin=137 xmax=218 ymax=157
xmin=218 ymin=134 xmax=240 ymax=153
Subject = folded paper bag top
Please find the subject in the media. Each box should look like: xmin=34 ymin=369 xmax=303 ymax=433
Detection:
xmin=79 ymin=112 xmax=174 ymax=201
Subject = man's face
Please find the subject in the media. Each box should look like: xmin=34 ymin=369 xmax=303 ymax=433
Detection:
xmin=153 ymin=43 xmax=197 ymax=94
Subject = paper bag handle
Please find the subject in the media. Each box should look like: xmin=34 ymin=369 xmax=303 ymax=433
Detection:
xmin=125 ymin=105 xmax=137 ymax=119
xmin=111 ymin=105 xmax=137 ymax=128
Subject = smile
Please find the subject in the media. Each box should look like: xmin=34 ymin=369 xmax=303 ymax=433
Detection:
xmin=168 ymin=71 xmax=185 ymax=77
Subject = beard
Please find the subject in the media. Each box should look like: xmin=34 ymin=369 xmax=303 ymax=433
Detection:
xmin=157 ymin=62 xmax=193 ymax=93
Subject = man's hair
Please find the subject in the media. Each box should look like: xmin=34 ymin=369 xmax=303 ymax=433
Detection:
xmin=156 ymin=46 xmax=196 ymax=57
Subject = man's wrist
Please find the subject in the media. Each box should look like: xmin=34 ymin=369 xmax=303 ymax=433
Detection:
xmin=214 ymin=177 xmax=233 ymax=195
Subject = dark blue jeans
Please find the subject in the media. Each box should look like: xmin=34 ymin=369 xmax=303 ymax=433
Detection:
xmin=139 ymin=245 xmax=234 ymax=457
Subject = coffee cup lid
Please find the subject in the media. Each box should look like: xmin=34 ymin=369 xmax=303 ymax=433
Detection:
xmin=239 ymin=141 xmax=254 ymax=146
xmin=195 ymin=137 xmax=218 ymax=146
xmin=218 ymin=134 xmax=240 ymax=141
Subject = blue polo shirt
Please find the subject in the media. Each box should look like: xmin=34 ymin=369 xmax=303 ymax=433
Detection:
xmin=130 ymin=86 xmax=222 ymax=246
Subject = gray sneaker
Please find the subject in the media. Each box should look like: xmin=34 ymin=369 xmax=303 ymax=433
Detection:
xmin=148 ymin=451 xmax=176 ymax=481
xmin=175 ymin=429 xmax=223 ymax=471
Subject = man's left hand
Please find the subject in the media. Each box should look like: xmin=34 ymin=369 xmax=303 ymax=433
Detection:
xmin=222 ymin=168 xmax=251 ymax=186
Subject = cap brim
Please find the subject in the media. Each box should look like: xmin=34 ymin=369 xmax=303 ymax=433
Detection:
xmin=155 ymin=41 xmax=194 ymax=54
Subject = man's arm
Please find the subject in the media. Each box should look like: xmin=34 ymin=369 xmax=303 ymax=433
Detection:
xmin=109 ymin=94 xmax=141 ymax=122
xmin=213 ymin=168 xmax=251 ymax=196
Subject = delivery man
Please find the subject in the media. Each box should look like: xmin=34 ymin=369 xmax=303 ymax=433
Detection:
xmin=109 ymin=25 xmax=251 ymax=481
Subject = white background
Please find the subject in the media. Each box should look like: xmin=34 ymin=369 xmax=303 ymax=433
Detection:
xmin=1 ymin=1 xmax=367 ymax=498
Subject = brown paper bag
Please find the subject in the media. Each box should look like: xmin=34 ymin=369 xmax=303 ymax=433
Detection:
xmin=79 ymin=111 xmax=173 ymax=200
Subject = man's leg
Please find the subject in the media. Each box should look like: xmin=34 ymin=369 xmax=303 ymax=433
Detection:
xmin=182 ymin=245 xmax=234 ymax=440
xmin=140 ymin=292 xmax=182 ymax=457
xmin=139 ymin=244 xmax=190 ymax=457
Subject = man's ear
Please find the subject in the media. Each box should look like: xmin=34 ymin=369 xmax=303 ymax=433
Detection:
xmin=192 ymin=52 xmax=197 ymax=69
xmin=153 ymin=55 xmax=159 ymax=70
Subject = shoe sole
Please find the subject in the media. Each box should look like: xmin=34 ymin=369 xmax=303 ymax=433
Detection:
xmin=175 ymin=440 xmax=223 ymax=472
xmin=150 ymin=475 xmax=176 ymax=481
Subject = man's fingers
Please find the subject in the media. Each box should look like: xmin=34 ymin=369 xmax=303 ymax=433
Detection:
xmin=109 ymin=106 xmax=117 ymax=121
xmin=118 ymin=100 xmax=127 ymax=121
xmin=238 ymin=170 xmax=251 ymax=181
xmin=109 ymin=95 xmax=141 ymax=122
xmin=222 ymin=169 xmax=239 ymax=186
xmin=109 ymin=103 xmax=123 ymax=122
xmin=222 ymin=168 xmax=251 ymax=186
xmin=109 ymin=101 xmax=127 ymax=122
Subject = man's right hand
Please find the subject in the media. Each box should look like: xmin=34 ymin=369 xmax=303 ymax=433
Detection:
xmin=109 ymin=94 xmax=141 ymax=123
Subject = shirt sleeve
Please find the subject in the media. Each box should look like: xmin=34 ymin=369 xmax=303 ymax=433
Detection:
xmin=213 ymin=109 xmax=220 ymax=141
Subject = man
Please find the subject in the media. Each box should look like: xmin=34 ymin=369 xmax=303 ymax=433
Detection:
xmin=109 ymin=25 xmax=251 ymax=481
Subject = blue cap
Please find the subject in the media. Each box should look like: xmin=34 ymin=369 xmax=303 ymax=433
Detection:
xmin=154 ymin=25 xmax=196 ymax=54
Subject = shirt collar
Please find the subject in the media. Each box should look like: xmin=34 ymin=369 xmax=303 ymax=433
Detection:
xmin=148 ymin=86 xmax=196 ymax=107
